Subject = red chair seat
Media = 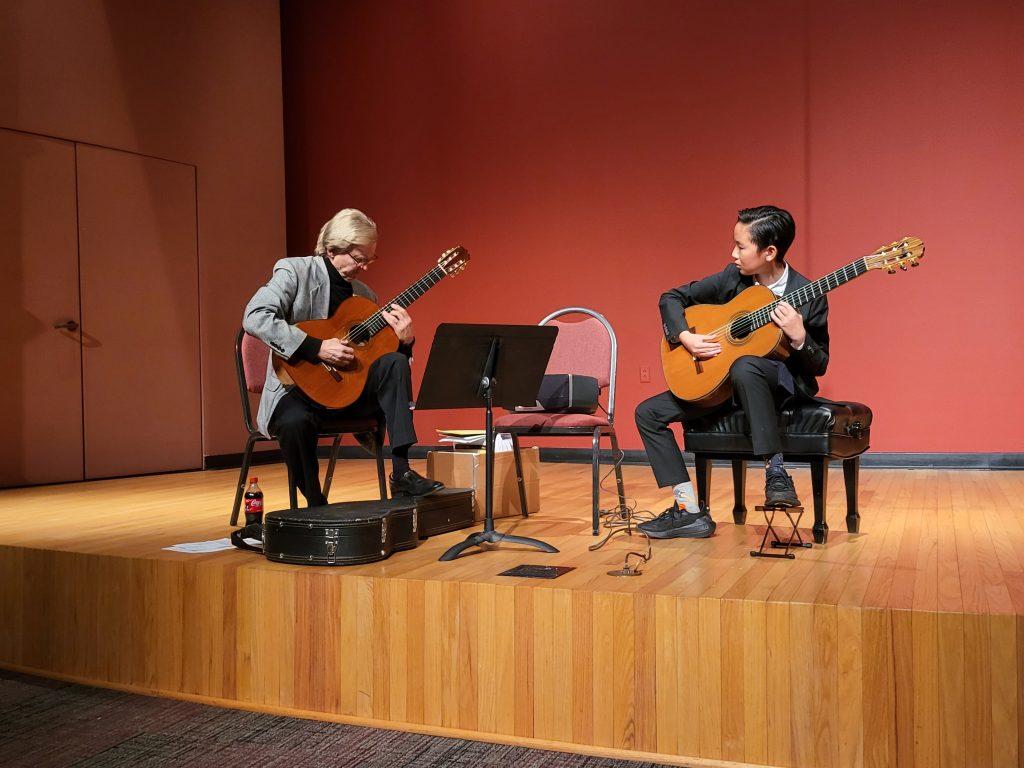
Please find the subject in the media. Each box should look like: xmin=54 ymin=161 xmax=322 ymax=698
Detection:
xmin=494 ymin=411 xmax=610 ymax=429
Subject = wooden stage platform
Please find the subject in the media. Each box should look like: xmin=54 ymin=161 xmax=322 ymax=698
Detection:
xmin=1 ymin=460 xmax=1022 ymax=767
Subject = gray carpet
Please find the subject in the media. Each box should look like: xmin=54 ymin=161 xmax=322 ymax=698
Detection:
xmin=0 ymin=670 xmax=677 ymax=767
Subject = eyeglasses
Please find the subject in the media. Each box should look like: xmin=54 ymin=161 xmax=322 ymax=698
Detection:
xmin=329 ymin=247 xmax=375 ymax=267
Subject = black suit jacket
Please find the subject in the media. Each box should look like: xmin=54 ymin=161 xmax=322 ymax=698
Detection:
xmin=658 ymin=263 xmax=829 ymax=398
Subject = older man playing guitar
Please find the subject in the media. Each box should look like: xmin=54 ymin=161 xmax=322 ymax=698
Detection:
xmin=243 ymin=208 xmax=443 ymax=507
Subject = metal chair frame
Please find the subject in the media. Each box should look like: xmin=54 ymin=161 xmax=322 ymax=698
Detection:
xmin=229 ymin=328 xmax=387 ymax=525
xmin=502 ymin=308 xmax=626 ymax=535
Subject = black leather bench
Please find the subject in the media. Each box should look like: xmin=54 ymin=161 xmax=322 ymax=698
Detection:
xmin=682 ymin=401 xmax=872 ymax=544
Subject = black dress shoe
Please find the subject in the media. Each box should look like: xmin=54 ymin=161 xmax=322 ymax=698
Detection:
xmin=637 ymin=504 xmax=716 ymax=539
xmin=765 ymin=468 xmax=800 ymax=507
xmin=390 ymin=469 xmax=444 ymax=497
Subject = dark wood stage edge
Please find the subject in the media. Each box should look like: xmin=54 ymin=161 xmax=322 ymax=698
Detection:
xmin=0 ymin=463 xmax=1022 ymax=768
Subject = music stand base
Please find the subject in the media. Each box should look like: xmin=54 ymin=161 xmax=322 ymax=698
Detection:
xmin=439 ymin=529 xmax=559 ymax=561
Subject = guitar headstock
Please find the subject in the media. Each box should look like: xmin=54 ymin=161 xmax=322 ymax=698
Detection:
xmin=438 ymin=246 xmax=470 ymax=277
xmin=865 ymin=236 xmax=925 ymax=274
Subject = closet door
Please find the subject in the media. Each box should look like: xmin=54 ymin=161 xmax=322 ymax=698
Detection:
xmin=76 ymin=146 xmax=201 ymax=478
xmin=0 ymin=129 xmax=83 ymax=487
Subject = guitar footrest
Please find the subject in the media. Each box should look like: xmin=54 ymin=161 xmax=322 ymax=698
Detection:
xmin=750 ymin=505 xmax=811 ymax=560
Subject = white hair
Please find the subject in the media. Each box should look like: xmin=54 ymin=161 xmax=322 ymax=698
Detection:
xmin=314 ymin=209 xmax=378 ymax=256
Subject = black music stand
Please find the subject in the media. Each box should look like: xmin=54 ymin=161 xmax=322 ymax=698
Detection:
xmin=416 ymin=323 xmax=559 ymax=561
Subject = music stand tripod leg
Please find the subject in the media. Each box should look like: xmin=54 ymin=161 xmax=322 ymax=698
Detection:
xmin=439 ymin=530 xmax=558 ymax=561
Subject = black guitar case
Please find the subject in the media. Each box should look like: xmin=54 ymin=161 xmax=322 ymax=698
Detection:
xmin=232 ymin=499 xmax=419 ymax=566
xmin=378 ymin=488 xmax=475 ymax=539
xmin=387 ymin=503 xmax=420 ymax=551
xmin=416 ymin=488 xmax=476 ymax=538
xmin=230 ymin=491 xmax=475 ymax=564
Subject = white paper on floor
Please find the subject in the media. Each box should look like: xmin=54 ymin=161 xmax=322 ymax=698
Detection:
xmin=163 ymin=538 xmax=260 ymax=553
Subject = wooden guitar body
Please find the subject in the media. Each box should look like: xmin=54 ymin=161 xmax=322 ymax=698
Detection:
xmin=660 ymin=284 xmax=789 ymax=407
xmin=273 ymin=295 xmax=400 ymax=410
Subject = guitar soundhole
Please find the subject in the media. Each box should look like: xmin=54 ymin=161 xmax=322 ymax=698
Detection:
xmin=347 ymin=325 xmax=369 ymax=348
xmin=728 ymin=313 xmax=754 ymax=343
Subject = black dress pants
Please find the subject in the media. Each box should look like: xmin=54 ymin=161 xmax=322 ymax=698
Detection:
xmin=634 ymin=355 xmax=794 ymax=488
xmin=269 ymin=352 xmax=417 ymax=506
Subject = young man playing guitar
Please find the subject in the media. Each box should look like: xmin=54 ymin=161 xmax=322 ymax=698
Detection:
xmin=635 ymin=205 xmax=829 ymax=539
xmin=243 ymin=208 xmax=443 ymax=507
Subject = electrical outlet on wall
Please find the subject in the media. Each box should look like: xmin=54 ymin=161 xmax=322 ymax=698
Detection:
xmin=640 ymin=366 xmax=650 ymax=383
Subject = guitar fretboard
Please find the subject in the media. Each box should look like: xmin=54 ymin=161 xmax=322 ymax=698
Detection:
xmin=347 ymin=265 xmax=447 ymax=343
xmin=731 ymin=257 xmax=869 ymax=337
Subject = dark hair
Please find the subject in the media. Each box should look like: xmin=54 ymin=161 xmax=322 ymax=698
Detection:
xmin=737 ymin=205 xmax=795 ymax=261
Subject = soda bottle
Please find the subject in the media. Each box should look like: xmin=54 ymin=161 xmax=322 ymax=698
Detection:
xmin=243 ymin=477 xmax=264 ymax=525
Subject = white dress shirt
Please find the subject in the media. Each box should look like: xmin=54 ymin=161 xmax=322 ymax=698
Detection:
xmin=755 ymin=263 xmax=805 ymax=350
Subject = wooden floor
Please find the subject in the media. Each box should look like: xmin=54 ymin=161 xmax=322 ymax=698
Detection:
xmin=1 ymin=460 xmax=1022 ymax=767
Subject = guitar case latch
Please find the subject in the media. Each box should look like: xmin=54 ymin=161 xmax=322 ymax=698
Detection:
xmin=325 ymin=528 xmax=339 ymax=565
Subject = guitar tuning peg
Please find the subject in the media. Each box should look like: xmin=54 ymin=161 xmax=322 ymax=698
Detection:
xmin=887 ymin=267 xmax=897 ymax=274
xmin=910 ymin=259 xmax=919 ymax=267
xmin=899 ymin=263 xmax=908 ymax=270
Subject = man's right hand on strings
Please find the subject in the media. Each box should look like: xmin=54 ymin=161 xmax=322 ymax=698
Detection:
xmin=679 ymin=330 xmax=721 ymax=360
xmin=318 ymin=338 xmax=355 ymax=366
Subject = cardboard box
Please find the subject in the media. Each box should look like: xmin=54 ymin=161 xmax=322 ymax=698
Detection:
xmin=426 ymin=446 xmax=540 ymax=521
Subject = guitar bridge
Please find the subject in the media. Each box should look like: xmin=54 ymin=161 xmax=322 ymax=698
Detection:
xmin=687 ymin=324 xmax=703 ymax=374
xmin=321 ymin=363 xmax=342 ymax=382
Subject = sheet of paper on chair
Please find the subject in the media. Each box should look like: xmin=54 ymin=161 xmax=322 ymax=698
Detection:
xmin=438 ymin=431 xmax=513 ymax=452
xmin=163 ymin=538 xmax=258 ymax=553
xmin=438 ymin=433 xmax=485 ymax=446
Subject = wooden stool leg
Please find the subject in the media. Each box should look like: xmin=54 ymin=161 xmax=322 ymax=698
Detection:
xmin=810 ymin=457 xmax=829 ymax=544
xmin=322 ymin=435 xmax=341 ymax=498
xmin=287 ymin=467 xmax=299 ymax=510
xmin=732 ymin=460 xmax=747 ymax=524
xmin=843 ymin=456 xmax=861 ymax=533
xmin=230 ymin=434 xmax=258 ymax=526
xmin=695 ymin=454 xmax=712 ymax=512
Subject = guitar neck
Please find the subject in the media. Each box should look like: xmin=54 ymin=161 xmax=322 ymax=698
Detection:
xmin=348 ymin=265 xmax=447 ymax=343
xmin=749 ymin=257 xmax=869 ymax=330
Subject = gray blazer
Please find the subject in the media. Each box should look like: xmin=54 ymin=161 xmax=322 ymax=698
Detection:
xmin=242 ymin=256 xmax=377 ymax=437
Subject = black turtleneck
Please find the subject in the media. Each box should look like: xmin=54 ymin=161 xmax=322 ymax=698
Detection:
xmin=324 ymin=254 xmax=355 ymax=314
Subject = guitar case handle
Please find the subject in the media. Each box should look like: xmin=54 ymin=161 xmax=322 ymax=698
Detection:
xmin=230 ymin=522 xmax=264 ymax=554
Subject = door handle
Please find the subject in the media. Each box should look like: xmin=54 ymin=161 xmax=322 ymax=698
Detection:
xmin=54 ymin=320 xmax=79 ymax=332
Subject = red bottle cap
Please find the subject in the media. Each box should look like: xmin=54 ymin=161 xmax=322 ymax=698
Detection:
xmin=250 ymin=477 xmax=258 ymax=484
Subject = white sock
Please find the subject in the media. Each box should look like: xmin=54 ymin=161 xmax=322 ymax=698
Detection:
xmin=673 ymin=481 xmax=698 ymax=511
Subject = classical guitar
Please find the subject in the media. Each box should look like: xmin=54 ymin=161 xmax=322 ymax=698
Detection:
xmin=274 ymin=246 xmax=470 ymax=408
xmin=660 ymin=236 xmax=925 ymax=406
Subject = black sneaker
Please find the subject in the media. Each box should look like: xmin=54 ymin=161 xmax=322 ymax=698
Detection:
xmin=765 ymin=468 xmax=800 ymax=507
xmin=637 ymin=504 xmax=716 ymax=539
xmin=390 ymin=469 xmax=444 ymax=497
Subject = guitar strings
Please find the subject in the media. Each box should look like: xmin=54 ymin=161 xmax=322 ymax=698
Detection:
xmin=693 ymin=257 xmax=871 ymax=343
xmin=342 ymin=265 xmax=447 ymax=344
